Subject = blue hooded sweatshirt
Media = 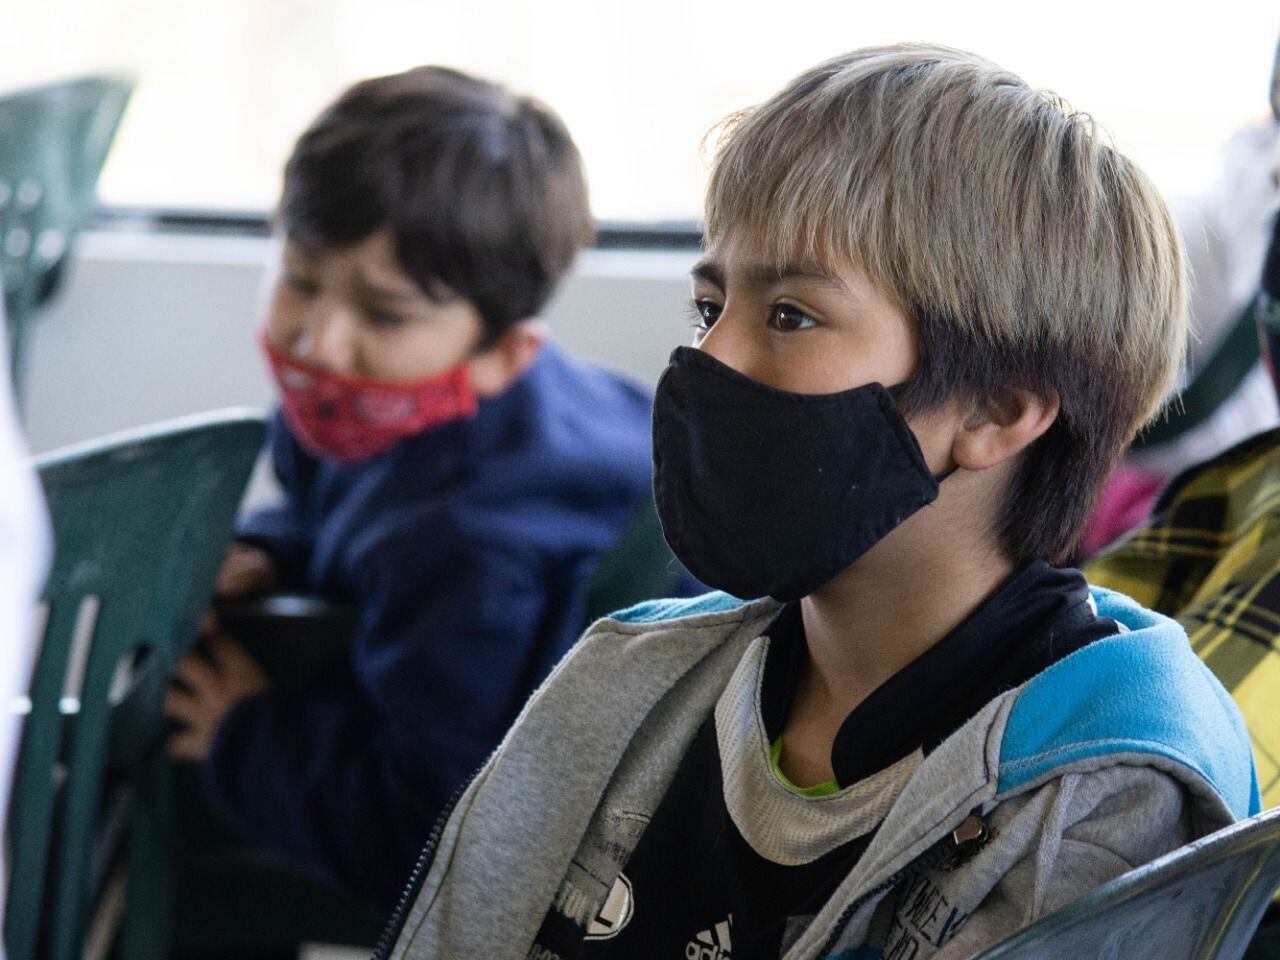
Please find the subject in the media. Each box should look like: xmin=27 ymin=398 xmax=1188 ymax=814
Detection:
xmin=204 ymin=343 xmax=658 ymax=908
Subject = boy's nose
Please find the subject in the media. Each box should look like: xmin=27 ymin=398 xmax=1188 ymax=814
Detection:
xmin=296 ymin=306 xmax=361 ymax=375
xmin=696 ymin=310 xmax=766 ymax=385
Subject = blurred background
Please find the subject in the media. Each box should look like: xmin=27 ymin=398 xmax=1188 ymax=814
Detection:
xmin=6 ymin=5 xmax=1280 ymax=959
xmin=4 ymin=0 xmax=1280 ymax=453
xmin=6 ymin=0 xmax=1279 ymax=217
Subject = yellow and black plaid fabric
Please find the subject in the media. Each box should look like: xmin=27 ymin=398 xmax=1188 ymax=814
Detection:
xmin=1087 ymin=426 xmax=1280 ymax=809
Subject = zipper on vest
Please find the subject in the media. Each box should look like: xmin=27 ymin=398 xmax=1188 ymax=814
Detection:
xmin=816 ymin=811 xmax=990 ymax=957
xmin=371 ymin=772 xmax=477 ymax=960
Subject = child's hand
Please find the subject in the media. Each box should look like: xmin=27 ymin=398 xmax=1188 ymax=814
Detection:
xmin=217 ymin=543 xmax=278 ymax=598
xmin=165 ymin=635 xmax=269 ymax=762
xmin=201 ymin=543 xmax=278 ymax=635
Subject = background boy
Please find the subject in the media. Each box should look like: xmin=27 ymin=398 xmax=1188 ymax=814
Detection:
xmin=163 ymin=66 xmax=662 ymax=909
xmin=386 ymin=45 xmax=1257 ymax=960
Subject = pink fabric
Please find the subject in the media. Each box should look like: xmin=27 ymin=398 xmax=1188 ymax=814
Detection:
xmin=260 ymin=331 xmax=478 ymax=463
xmin=1078 ymin=465 xmax=1166 ymax=560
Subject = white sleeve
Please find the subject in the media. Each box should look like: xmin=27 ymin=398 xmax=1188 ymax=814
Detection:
xmin=0 ymin=304 xmax=51 ymax=947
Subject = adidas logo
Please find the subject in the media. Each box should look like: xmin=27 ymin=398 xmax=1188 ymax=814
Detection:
xmin=685 ymin=917 xmax=733 ymax=959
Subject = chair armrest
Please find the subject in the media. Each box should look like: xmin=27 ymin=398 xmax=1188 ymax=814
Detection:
xmin=214 ymin=593 xmax=357 ymax=688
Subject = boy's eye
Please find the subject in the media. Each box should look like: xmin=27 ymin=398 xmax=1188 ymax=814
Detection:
xmin=366 ymin=310 xmax=408 ymax=328
xmin=283 ymin=271 xmax=319 ymax=296
xmin=688 ymin=299 xmax=722 ymax=344
xmin=691 ymin=298 xmax=722 ymax=329
xmin=769 ymin=304 xmax=818 ymax=332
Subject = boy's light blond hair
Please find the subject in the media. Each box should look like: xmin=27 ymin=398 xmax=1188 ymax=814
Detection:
xmin=705 ymin=44 xmax=1187 ymax=562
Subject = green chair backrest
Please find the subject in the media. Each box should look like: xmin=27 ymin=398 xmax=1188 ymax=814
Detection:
xmin=0 ymin=178 xmax=43 ymax=384
xmin=0 ymin=75 xmax=133 ymax=397
xmin=584 ymin=497 xmax=689 ymax=623
xmin=6 ymin=410 xmax=265 ymax=960
xmin=971 ymin=806 xmax=1280 ymax=960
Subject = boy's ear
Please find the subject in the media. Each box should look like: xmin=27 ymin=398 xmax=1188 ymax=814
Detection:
xmin=467 ymin=321 xmax=549 ymax=398
xmin=951 ymin=389 xmax=1060 ymax=472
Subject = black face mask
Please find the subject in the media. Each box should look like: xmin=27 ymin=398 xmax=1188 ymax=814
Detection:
xmin=652 ymin=346 xmax=951 ymax=602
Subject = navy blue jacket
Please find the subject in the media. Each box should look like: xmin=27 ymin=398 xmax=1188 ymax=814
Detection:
xmin=204 ymin=344 xmax=656 ymax=909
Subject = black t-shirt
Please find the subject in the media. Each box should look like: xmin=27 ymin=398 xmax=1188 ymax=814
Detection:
xmin=533 ymin=562 xmax=1118 ymax=960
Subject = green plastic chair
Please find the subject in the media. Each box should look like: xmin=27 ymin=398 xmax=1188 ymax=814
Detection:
xmin=971 ymin=806 xmax=1280 ymax=960
xmin=6 ymin=410 xmax=265 ymax=960
xmin=0 ymin=75 xmax=133 ymax=397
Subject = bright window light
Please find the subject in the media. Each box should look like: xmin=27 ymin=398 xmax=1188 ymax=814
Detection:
xmin=1 ymin=0 xmax=1277 ymax=222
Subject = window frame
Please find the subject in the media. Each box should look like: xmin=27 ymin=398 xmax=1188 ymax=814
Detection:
xmin=90 ymin=205 xmax=705 ymax=250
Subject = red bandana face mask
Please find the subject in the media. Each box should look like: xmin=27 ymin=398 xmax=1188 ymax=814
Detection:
xmin=261 ymin=333 xmax=478 ymax=463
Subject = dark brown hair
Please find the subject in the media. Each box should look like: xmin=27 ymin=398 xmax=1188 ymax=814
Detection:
xmin=280 ymin=66 xmax=594 ymax=341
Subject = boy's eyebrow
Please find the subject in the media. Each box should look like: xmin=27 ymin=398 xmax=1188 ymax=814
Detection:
xmin=691 ymin=258 xmax=848 ymax=293
xmin=282 ymin=246 xmax=317 ymax=267
xmin=691 ymin=260 xmax=725 ymax=289
xmin=354 ymin=276 xmax=429 ymax=304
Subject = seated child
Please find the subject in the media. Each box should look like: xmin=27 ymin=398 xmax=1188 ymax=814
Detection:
xmin=1087 ymin=48 xmax=1280 ymax=838
xmin=1087 ymin=112 xmax=1280 ymax=949
xmin=163 ymin=66 xmax=660 ymax=909
xmin=1088 ymin=206 xmax=1280 ymax=813
xmin=383 ymin=45 xmax=1259 ymax=960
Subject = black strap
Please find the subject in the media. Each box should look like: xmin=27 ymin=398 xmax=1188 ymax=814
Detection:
xmin=1133 ymin=298 xmax=1261 ymax=450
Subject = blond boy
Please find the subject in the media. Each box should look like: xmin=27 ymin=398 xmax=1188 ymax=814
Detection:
xmin=379 ymin=45 xmax=1258 ymax=960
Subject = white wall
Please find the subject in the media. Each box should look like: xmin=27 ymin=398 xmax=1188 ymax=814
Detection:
xmin=21 ymin=230 xmax=699 ymax=454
